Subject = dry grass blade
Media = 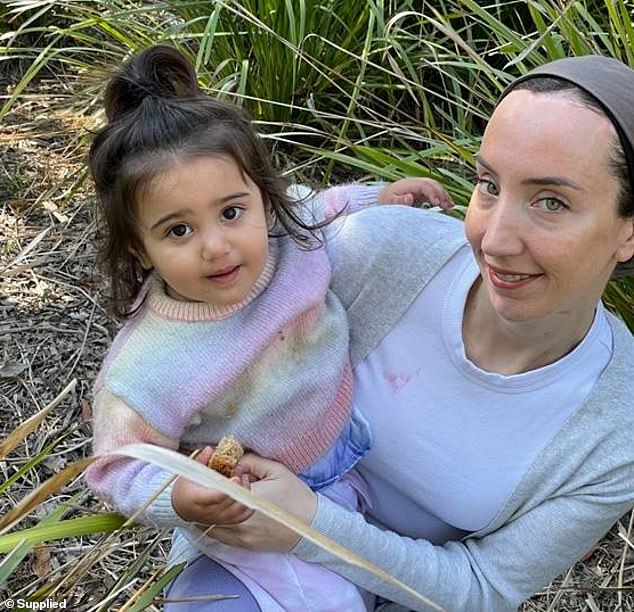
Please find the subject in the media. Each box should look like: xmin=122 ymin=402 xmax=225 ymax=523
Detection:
xmin=111 ymin=443 xmax=445 ymax=612
xmin=0 ymin=226 xmax=52 ymax=276
xmin=0 ymin=226 xmax=51 ymax=274
xmin=617 ymin=509 xmax=634 ymax=609
xmin=0 ymin=457 xmax=94 ymax=533
xmin=117 ymin=564 xmax=163 ymax=612
xmin=157 ymin=594 xmax=239 ymax=606
xmin=0 ymin=379 xmax=77 ymax=459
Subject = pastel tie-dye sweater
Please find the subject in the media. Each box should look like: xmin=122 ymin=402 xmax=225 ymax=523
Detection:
xmin=86 ymin=183 xmax=383 ymax=527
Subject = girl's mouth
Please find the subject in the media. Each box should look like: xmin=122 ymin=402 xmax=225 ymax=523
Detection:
xmin=207 ymin=265 xmax=240 ymax=285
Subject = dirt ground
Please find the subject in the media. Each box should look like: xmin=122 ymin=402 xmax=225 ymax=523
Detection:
xmin=1 ymin=75 xmax=633 ymax=610
xmin=0 ymin=74 xmax=173 ymax=608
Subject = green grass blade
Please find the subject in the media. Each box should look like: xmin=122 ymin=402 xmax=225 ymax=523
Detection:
xmin=0 ymin=492 xmax=85 ymax=587
xmin=0 ymin=513 xmax=128 ymax=554
xmin=0 ymin=458 xmax=95 ymax=533
xmin=125 ymin=563 xmax=186 ymax=612
xmin=0 ymin=539 xmax=32 ymax=586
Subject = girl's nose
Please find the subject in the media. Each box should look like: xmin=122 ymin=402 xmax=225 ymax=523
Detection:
xmin=201 ymin=228 xmax=230 ymax=260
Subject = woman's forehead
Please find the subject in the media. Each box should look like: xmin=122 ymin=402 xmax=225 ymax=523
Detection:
xmin=503 ymin=56 xmax=634 ymax=175
xmin=490 ymin=90 xmax=612 ymax=135
xmin=481 ymin=91 xmax=616 ymax=179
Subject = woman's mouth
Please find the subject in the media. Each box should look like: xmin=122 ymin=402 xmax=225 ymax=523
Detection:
xmin=495 ymin=272 xmax=532 ymax=282
xmin=487 ymin=265 xmax=539 ymax=289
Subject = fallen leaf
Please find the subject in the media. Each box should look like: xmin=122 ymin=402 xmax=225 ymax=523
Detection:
xmin=80 ymin=397 xmax=92 ymax=421
xmin=32 ymin=545 xmax=52 ymax=578
xmin=0 ymin=362 xmax=28 ymax=379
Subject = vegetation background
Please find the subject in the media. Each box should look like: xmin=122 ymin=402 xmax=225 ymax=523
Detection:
xmin=1 ymin=0 xmax=633 ymax=609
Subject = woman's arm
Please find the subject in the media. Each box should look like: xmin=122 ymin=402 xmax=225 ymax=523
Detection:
xmin=213 ymin=454 xmax=633 ymax=612
xmin=296 ymin=488 xmax=630 ymax=611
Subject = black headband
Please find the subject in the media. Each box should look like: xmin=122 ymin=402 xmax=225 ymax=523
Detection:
xmin=500 ymin=55 xmax=634 ymax=195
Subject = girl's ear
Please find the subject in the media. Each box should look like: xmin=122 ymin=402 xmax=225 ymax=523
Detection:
xmin=131 ymin=246 xmax=152 ymax=270
xmin=265 ymin=197 xmax=276 ymax=231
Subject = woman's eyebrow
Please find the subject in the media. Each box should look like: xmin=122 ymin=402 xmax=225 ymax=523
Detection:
xmin=474 ymin=153 xmax=582 ymax=190
xmin=474 ymin=153 xmax=496 ymax=176
xmin=520 ymin=176 xmax=583 ymax=190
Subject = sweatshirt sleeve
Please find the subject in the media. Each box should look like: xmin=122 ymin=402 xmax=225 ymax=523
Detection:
xmin=322 ymin=204 xmax=466 ymax=364
xmin=316 ymin=183 xmax=387 ymax=218
xmin=291 ymin=183 xmax=386 ymax=225
xmin=292 ymin=464 xmax=634 ymax=611
xmin=85 ymin=388 xmax=192 ymax=529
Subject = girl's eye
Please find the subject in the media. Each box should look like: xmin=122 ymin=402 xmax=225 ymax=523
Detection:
xmin=168 ymin=223 xmax=192 ymax=238
xmin=535 ymin=198 xmax=567 ymax=212
xmin=476 ymin=178 xmax=499 ymax=196
xmin=221 ymin=205 xmax=245 ymax=222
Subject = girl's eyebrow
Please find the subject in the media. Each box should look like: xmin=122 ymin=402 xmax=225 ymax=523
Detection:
xmin=474 ymin=153 xmax=582 ymax=190
xmin=149 ymin=191 xmax=252 ymax=230
xmin=216 ymin=191 xmax=250 ymax=203
xmin=150 ymin=210 xmax=190 ymax=231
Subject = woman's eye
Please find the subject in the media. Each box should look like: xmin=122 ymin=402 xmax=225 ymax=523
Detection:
xmin=536 ymin=198 xmax=567 ymax=212
xmin=477 ymin=178 xmax=499 ymax=196
xmin=221 ymin=205 xmax=244 ymax=222
xmin=168 ymin=223 xmax=192 ymax=238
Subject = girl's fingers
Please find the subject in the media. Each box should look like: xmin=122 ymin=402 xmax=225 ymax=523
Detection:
xmin=195 ymin=445 xmax=214 ymax=465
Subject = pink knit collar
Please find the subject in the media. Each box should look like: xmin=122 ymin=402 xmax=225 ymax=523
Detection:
xmin=146 ymin=243 xmax=278 ymax=321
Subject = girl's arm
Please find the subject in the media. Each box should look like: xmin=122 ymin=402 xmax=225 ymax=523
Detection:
xmin=86 ymin=390 xmax=249 ymax=527
xmin=302 ymin=178 xmax=453 ymax=222
xmin=377 ymin=177 xmax=454 ymax=209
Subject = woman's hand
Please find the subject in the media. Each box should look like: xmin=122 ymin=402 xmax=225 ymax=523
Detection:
xmin=171 ymin=446 xmax=254 ymax=525
xmin=210 ymin=454 xmax=318 ymax=552
xmin=378 ymin=177 xmax=454 ymax=210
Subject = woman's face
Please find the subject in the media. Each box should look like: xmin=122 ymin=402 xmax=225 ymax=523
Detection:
xmin=465 ymin=90 xmax=634 ymax=327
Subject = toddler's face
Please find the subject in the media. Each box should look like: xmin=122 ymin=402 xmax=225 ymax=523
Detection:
xmin=135 ymin=155 xmax=270 ymax=307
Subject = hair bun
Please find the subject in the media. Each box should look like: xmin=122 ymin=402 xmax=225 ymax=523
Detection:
xmin=104 ymin=44 xmax=200 ymax=121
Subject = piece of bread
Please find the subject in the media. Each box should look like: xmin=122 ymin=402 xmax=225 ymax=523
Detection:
xmin=208 ymin=435 xmax=244 ymax=477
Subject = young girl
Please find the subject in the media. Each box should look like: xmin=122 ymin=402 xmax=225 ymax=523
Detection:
xmin=85 ymin=44 xmax=451 ymax=611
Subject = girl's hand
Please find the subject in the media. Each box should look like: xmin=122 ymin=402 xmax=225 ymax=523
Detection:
xmin=378 ymin=177 xmax=454 ymax=210
xmin=172 ymin=446 xmax=254 ymax=525
xmin=211 ymin=454 xmax=318 ymax=553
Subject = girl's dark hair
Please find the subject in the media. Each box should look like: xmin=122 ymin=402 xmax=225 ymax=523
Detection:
xmin=89 ymin=44 xmax=324 ymax=317
xmin=507 ymin=77 xmax=634 ymax=278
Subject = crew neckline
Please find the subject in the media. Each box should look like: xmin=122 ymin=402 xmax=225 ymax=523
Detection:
xmin=441 ymin=248 xmax=607 ymax=391
xmin=146 ymin=242 xmax=278 ymax=321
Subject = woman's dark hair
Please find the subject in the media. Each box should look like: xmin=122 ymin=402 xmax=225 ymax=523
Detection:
xmin=89 ymin=44 xmax=324 ymax=317
xmin=506 ymin=76 xmax=634 ymax=278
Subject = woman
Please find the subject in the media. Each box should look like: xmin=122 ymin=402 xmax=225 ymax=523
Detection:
xmin=168 ymin=56 xmax=634 ymax=611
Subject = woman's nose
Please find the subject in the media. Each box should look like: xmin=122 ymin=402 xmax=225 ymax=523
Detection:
xmin=480 ymin=202 xmax=525 ymax=257
xmin=201 ymin=227 xmax=230 ymax=260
